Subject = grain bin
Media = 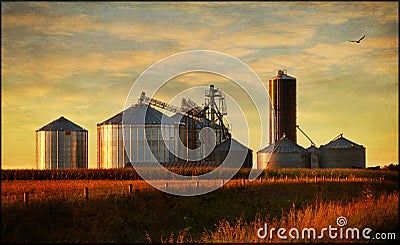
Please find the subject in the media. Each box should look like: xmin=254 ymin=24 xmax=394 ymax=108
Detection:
xmin=269 ymin=70 xmax=297 ymax=144
xmin=307 ymin=145 xmax=319 ymax=168
xmin=319 ymin=134 xmax=365 ymax=168
xmin=257 ymin=134 xmax=308 ymax=169
xmin=36 ymin=116 xmax=88 ymax=169
xmin=97 ymin=104 xmax=180 ymax=168
xmin=211 ymin=138 xmax=253 ymax=168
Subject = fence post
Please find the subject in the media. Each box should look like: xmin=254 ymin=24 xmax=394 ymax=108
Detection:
xmin=242 ymin=178 xmax=245 ymax=187
xmin=221 ymin=179 xmax=225 ymax=189
xmin=314 ymin=176 xmax=317 ymax=183
xmin=323 ymin=176 xmax=325 ymax=182
xmin=24 ymin=192 xmax=29 ymax=206
xmin=165 ymin=182 xmax=169 ymax=192
xmin=259 ymin=177 xmax=262 ymax=183
xmin=84 ymin=187 xmax=89 ymax=201
xmin=196 ymin=180 xmax=199 ymax=189
xmin=128 ymin=184 xmax=133 ymax=199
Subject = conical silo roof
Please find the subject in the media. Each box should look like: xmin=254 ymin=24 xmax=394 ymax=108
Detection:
xmin=320 ymin=134 xmax=364 ymax=149
xmin=37 ymin=116 xmax=86 ymax=131
xmin=258 ymin=135 xmax=306 ymax=153
xmin=98 ymin=104 xmax=172 ymax=125
xmin=214 ymin=138 xmax=251 ymax=152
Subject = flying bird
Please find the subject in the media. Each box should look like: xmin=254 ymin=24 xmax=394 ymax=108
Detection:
xmin=349 ymin=35 xmax=365 ymax=43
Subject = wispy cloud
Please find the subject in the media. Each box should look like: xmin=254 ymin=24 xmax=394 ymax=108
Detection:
xmin=1 ymin=2 xmax=398 ymax=168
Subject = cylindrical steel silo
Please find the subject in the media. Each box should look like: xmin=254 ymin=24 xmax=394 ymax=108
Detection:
xmin=307 ymin=145 xmax=319 ymax=168
xmin=36 ymin=116 xmax=88 ymax=169
xmin=319 ymin=134 xmax=365 ymax=168
xmin=269 ymin=70 xmax=297 ymax=144
xmin=97 ymin=104 xmax=179 ymax=169
xmin=257 ymin=134 xmax=308 ymax=169
xmin=211 ymin=138 xmax=253 ymax=168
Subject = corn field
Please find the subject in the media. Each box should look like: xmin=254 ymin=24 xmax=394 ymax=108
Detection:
xmin=2 ymin=168 xmax=398 ymax=181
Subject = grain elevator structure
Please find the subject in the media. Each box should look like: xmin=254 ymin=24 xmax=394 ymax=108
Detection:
xmin=97 ymin=85 xmax=252 ymax=169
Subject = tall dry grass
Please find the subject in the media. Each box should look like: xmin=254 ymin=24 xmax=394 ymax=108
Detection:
xmin=200 ymin=192 xmax=398 ymax=243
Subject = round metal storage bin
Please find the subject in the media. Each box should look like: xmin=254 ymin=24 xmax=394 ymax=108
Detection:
xmin=36 ymin=116 xmax=88 ymax=169
xmin=97 ymin=104 xmax=180 ymax=168
xmin=307 ymin=145 xmax=319 ymax=168
xmin=257 ymin=135 xmax=308 ymax=169
xmin=319 ymin=134 xmax=365 ymax=168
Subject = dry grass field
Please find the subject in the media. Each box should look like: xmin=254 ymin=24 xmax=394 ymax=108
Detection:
xmin=1 ymin=168 xmax=398 ymax=243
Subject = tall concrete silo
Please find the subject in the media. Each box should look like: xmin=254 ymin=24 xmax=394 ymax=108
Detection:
xmin=269 ymin=70 xmax=297 ymax=144
xmin=257 ymin=134 xmax=308 ymax=169
xmin=319 ymin=134 xmax=365 ymax=168
xmin=36 ymin=116 xmax=88 ymax=169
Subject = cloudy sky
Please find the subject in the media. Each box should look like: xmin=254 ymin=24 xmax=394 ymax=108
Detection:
xmin=2 ymin=2 xmax=398 ymax=169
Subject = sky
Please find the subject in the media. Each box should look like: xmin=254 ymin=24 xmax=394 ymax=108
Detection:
xmin=1 ymin=2 xmax=398 ymax=169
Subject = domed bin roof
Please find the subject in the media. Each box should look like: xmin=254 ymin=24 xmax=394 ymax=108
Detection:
xmin=214 ymin=138 xmax=251 ymax=152
xmin=320 ymin=134 xmax=364 ymax=149
xmin=98 ymin=104 xmax=173 ymax=125
xmin=318 ymin=134 xmax=365 ymax=169
xmin=37 ymin=116 xmax=86 ymax=131
xmin=212 ymin=138 xmax=253 ymax=169
xmin=258 ymin=135 xmax=306 ymax=153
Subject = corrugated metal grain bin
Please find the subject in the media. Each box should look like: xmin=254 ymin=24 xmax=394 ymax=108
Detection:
xmin=257 ymin=134 xmax=308 ymax=169
xmin=211 ymin=138 xmax=253 ymax=168
xmin=307 ymin=145 xmax=319 ymax=168
xmin=170 ymin=112 xmax=227 ymax=150
xmin=319 ymin=134 xmax=365 ymax=168
xmin=97 ymin=104 xmax=180 ymax=168
xmin=269 ymin=70 xmax=297 ymax=144
xmin=36 ymin=116 xmax=88 ymax=169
